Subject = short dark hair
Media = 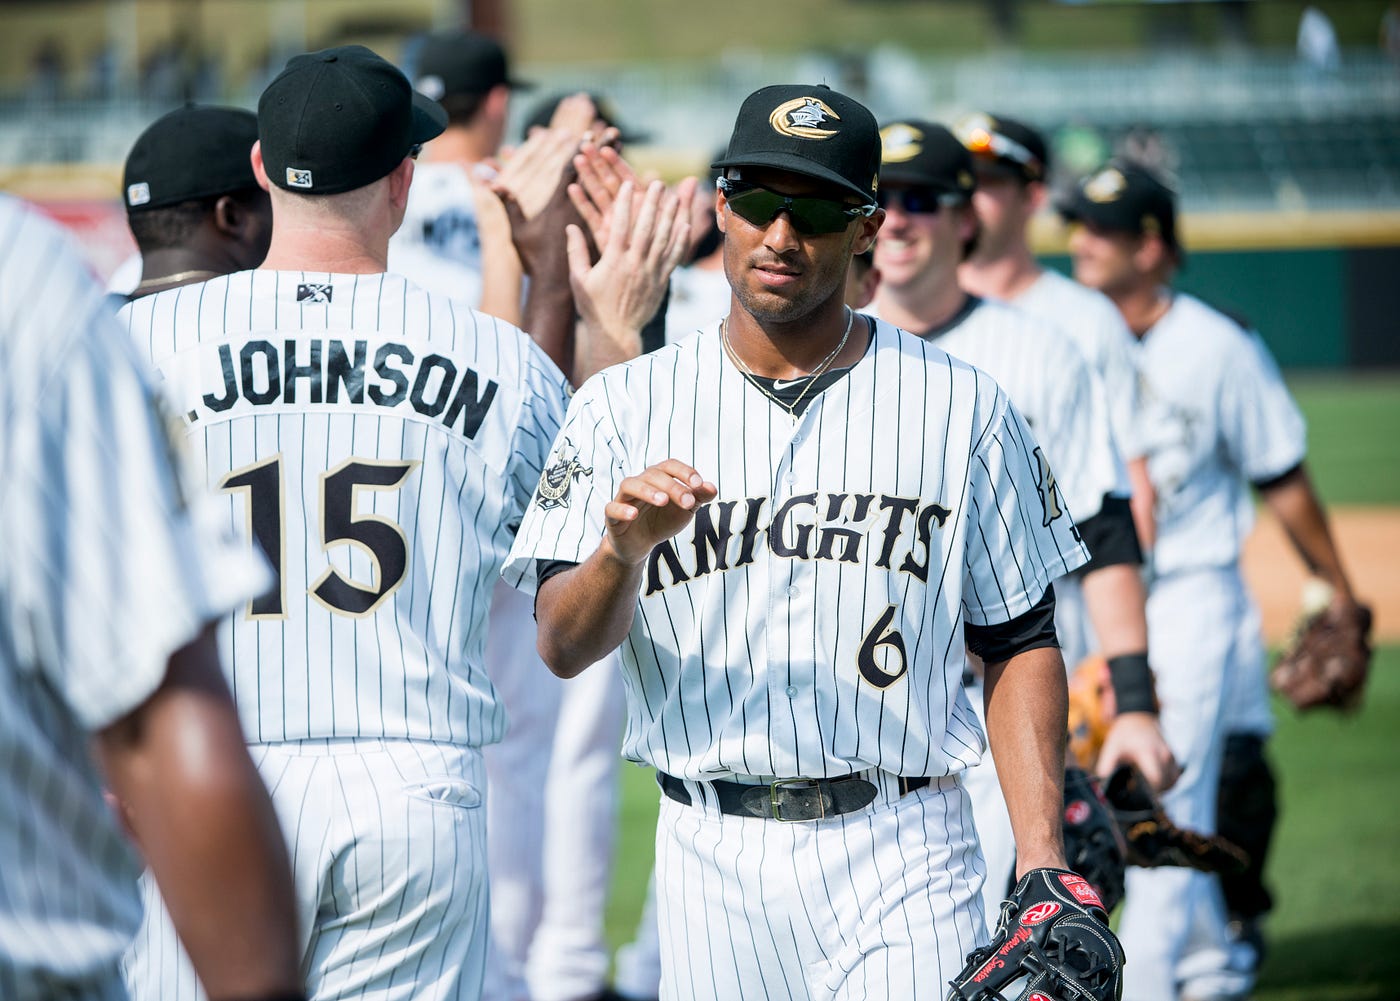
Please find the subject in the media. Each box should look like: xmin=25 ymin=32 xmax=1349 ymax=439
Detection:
xmin=127 ymin=187 xmax=263 ymax=254
xmin=438 ymin=90 xmax=489 ymax=127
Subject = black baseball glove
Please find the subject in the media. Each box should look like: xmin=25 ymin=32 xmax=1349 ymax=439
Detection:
xmin=1063 ymin=766 xmax=1128 ymax=914
xmin=946 ymin=867 xmax=1124 ymax=1001
xmin=1102 ymin=764 xmax=1249 ymax=873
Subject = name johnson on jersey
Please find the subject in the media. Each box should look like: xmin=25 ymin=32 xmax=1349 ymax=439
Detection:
xmin=171 ymin=333 xmax=500 ymax=437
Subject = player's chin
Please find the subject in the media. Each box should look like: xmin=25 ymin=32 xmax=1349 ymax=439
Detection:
xmin=735 ymin=282 xmax=818 ymax=324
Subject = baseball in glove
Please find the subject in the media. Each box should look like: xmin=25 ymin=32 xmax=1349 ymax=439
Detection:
xmin=1063 ymin=766 xmax=1127 ymax=914
xmin=1102 ymin=764 xmax=1248 ymax=874
xmin=1270 ymin=587 xmax=1373 ymax=713
xmin=946 ymin=867 xmax=1124 ymax=1001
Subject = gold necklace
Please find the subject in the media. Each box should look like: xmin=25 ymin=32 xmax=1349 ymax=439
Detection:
xmin=721 ymin=308 xmax=854 ymax=419
xmin=134 ymin=269 xmax=221 ymax=291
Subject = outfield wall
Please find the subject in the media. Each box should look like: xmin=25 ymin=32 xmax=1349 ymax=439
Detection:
xmin=1040 ymin=246 xmax=1400 ymax=370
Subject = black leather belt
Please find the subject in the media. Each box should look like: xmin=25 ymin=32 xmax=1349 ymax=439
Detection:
xmin=658 ymin=771 xmax=932 ymax=822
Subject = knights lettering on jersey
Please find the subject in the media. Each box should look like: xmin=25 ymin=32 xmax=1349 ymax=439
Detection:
xmin=644 ymin=492 xmax=953 ymax=595
xmin=191 ymin=335 xmax=498 ymax=438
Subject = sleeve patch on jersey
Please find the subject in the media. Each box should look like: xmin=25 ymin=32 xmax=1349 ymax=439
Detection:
xmin=535 ymin=438 xmax=592 ymax=510
xmin=1033 ymin=446 xmax=1065 ymax=527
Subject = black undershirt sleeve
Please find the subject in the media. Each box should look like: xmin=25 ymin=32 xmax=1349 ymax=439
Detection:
xmin=537 ymin=559 xmax=580 ymax=586
xmin=1251 ymin=461 xmax=1303 ymax=492
xmin=1075 ymin=495 xmax=1143 ymax=574
xmin=533 ymin=559 xmax=581 ymax=618
xmin=965 ymin=584 xmax=1059 ymax=664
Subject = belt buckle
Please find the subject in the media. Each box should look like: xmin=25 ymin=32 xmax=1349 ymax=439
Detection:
xmin=770 ymin=777 xmax=824 ymax=822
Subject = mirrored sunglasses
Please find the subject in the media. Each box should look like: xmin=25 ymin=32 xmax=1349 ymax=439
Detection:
xmin=718 ymin=177 xmax=876 ymax=236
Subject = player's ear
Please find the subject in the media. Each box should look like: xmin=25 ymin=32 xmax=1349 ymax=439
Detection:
xmin=1133 ymin=233 xmax=1168 ymax=275
xmin=1026 ymin=180 xmax=1048 ymax=213
xmin=387 ymin=156 xmax=415 ymax=212
xmin=212 ymin=194 xmax=241 ymax=237
xmin=249 ymin=141 xmax=272 ymax=192
xmin=851 ymin=208 xmax=883 ymax=255
xmin=715 ymin=189 xmax=728 ymax=235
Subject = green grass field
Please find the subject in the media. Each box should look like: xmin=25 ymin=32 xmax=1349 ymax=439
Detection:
xmin=1285 ymin=374 xmax=1400 ymax=507
xmin=598 ymin=373 xmax=1400 ymax=995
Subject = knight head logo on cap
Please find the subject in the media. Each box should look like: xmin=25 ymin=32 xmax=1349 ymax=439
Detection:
xmin=879 ymin=123 xmax=924 ymax=164
xmin=1084 ymin=167 xmax=1127 ymax=204
xmin=769 ymin=97 xmax=841 ymax=140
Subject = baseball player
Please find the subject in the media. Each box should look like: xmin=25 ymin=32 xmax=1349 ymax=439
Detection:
xmin=504 ymin=83 xmax=1097 ymax=1001
xmin=0 ymin=195 xmax=302 ymax=1001
xmin=388 ymin=29 xmax=533 ymax=315
xmin=114 ymin=105 xmax=273 ymax=304
xmin=868 ymin=121 xmax=1177 ymax=923
xmin=1062 ymin=161 xmax=1367 ymax=1001
xmin=953 ymin=113 xmax=1153 ymax=555
xmin=118 ymin=45 xmax=572 ymax=1001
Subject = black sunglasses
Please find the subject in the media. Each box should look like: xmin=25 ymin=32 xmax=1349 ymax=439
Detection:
xmin=718 ymin=177 xmax=876 ymax=236
xmin=875 ymin=187 xmax=964 ymax=214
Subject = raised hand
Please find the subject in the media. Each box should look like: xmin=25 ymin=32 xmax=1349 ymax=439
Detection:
xmin=603 ymin=459 xmax=718 ymax=567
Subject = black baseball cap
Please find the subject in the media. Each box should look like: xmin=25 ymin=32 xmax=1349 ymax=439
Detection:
xmin=1058 ymin=161 xmax=1180 ymax=252
xmin=712 ymin=84 xmax=881 ymax=205
xmin=953 ymin=112 xmax=1049 ymax=183
xmin=878 ymin=120 xmax=976 ymax=202
xmin=123 ymin=105 xmax=260 ymax=213
xmin=258 ymin=45 xmax=447 ymax=195
xmin=520 ymin=91 xmax=650 ymax=144
xmin=413 ymin=30 xmax=532 ymax=102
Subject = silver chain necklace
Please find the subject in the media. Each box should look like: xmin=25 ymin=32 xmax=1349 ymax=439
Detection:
xmin=721 ymin=307 xmax=854 ymax=420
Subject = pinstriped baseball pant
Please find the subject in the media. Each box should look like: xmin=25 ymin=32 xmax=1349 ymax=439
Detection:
xmin=653 ymin=773 xmax=987 ymax=1001
xmin=124 ymin=739 xmax=490 ymax=1001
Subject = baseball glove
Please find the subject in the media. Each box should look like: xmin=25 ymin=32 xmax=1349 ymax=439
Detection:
xmin=1066 ymin=656 xmax=1114 ymax=770
xmin=1102 ymin=764 xmax=1248 ymax=874
xmin=1270 ymin=597 xmax=1373 ymax=713
xmin=946 ymin=867 xmax=1123 ymax=1001
xmin=1062 ymin=766 xmax=1127 ymax=914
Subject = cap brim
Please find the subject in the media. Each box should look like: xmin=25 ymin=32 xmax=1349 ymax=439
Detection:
xmin=972 ymin=157 xmax=1034 ymax=182
xmin=411 ymin=90 xmax=449 ymax=144
xmin=878 ymin=164 xmax=973 ymax=197
xmin=711 ymin=150 xmax=874 ymax=204
xmin=1055 ymin=195 xmax=1117 ymax=229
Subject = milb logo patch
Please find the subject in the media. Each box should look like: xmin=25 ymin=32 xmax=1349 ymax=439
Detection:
xmin=297 ymin=283 xmax=333 ymax=303
xmin=286 ymin=167 xmax=314 ymax=189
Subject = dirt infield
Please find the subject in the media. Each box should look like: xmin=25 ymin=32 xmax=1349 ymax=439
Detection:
xmin=1241 ymin=506 xmax=1400 ymax=644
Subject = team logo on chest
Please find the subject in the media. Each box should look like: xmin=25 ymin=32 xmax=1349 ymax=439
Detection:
xmin=536 ymin=439 xmax=593 ymax=510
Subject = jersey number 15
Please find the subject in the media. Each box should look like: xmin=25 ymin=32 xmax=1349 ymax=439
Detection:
xmin=221 ymin=454 xmax=420 ymax=619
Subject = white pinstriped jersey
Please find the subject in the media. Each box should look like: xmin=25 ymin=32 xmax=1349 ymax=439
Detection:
xmin=1013 ymin=268 xmax=1143 ymax=460
xmin=0 ymin=196 xmax=267 ymax=1000
xmin=504 ymin=317 xmax=1088 ymax=781
xmin=118 ymin=270 xmax=570 ymax=745
xmin=1134 ymin=293 xmax=1305 ymax=576
xmin=388 ymin=161 xmax=486 ymax=307
xmin=874 ymin=296 xmax=1129 ymax=525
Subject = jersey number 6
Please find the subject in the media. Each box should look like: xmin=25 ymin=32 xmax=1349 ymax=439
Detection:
xmin=220 ymin=455 xmax=420 ymax=619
